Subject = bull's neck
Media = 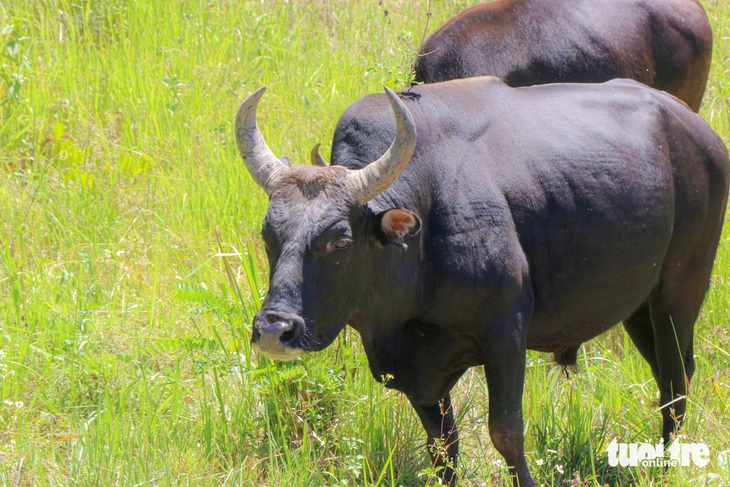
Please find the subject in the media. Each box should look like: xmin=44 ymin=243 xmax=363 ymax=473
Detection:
xmin=351 ymin=238 xmax=426 ymax=334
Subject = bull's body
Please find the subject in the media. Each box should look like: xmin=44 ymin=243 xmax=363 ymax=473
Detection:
xmin=331 ymin=76 xmax=726 ymax=400
xmin=413 ymin=0 xmax=713 ymax=111
xmin=239 ymin=77 xmax=729 ymax=486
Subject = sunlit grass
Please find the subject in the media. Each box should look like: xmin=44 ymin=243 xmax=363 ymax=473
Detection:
xmin=1 ymin=0 xmax=729 ymax=486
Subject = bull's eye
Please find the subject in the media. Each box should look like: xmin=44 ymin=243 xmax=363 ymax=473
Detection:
xmin=333 ymin=238 xmax=351 ymax=250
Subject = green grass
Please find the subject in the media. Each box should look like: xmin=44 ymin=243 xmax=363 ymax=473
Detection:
xmin=1 ymin=0 xmax=729 ymax=485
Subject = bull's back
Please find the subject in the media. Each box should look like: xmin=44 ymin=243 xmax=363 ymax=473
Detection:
xmin=413 ymin=0 xmax=712 ymax=111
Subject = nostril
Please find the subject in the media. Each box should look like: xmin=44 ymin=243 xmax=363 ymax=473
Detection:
xmin=270 ymin=321 xmax=294 ymax=335
xmin=280 ymin=327 xmax=296 ymax=343
xmin=277 ymin=320 xmax=303 ymax=345
xmin=254 ymin=316 xmax=304 ymax=348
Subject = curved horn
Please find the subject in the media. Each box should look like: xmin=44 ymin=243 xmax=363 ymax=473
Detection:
xmin=310 ymin=143 xmax=328 ymax=167
xmin=235 ymin=87 xmax=288 ymax=193
xmin=346 ymin=87 xmax=417 ymax=204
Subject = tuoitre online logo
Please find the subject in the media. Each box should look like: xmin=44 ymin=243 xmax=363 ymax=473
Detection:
xmin=606 ymin=438 xmax=710 ymax=467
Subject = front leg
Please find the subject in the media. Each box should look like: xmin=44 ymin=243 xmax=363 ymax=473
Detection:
xmin=482 ymin=326 xmax=535 ymax=487
xmin=409 ymin=395 xmax=458 ymax=486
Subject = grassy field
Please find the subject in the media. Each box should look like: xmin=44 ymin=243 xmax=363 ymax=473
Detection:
xmin=1 ymin=0 xmax=729 ymax=485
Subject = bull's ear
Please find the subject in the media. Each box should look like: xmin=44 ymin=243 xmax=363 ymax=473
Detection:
xmin=373 ymin=208 xmax=421 ymax=249
xmin=279 ymin=155 xmax=291 ymax=167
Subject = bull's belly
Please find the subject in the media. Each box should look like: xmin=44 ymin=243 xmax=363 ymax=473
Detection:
xmin=524 ymin=266 xmax=660 ymax=348
xmin=520 ymin=196 xmax=672 ymax=349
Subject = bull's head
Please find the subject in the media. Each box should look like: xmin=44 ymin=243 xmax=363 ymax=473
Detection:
xmin=236 ymin=87 xmax=419 ymax=361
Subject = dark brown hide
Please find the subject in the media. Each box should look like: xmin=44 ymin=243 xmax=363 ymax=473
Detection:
xmin=414 ymin=0 xmax=713 ymax=111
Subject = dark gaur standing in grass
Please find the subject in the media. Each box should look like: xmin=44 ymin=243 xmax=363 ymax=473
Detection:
xmin=413 ymin=0 xmax=713 ymax=112
xmin=235 ymin=77 xmax=729 ymax=486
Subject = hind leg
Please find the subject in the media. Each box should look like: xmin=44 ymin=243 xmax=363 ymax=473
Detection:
xmin=624 ymin=302 xmax=687 ymax=441
xmin=623 ymin=302 xmax=659 ymax=379
xmin=650 ymin=306 xmax=693 ymax=442
xmin=648 ymin=270 xmax=707 ymax=443
xmin=625 ymin=278 xmax=704 ymax=443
